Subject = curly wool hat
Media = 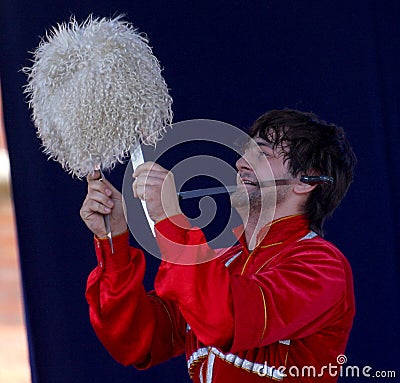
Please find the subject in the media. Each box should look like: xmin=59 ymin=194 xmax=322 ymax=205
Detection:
xmin=23 ymin=15 xmax=173 ymax=178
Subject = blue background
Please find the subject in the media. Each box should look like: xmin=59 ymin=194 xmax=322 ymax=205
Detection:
xmin=0 ymin=1 xmax=399 ymax=382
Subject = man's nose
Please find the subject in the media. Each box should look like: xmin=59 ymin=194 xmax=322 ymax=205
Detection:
xmin=236 ymin=155 xmax=252 ymax=171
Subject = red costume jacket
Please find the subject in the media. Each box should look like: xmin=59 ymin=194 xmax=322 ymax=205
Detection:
xmin=86 ymin=214 xmax=355 ymax=382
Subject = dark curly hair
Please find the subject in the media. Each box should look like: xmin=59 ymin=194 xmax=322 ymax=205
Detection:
xmin=249 ymin=109 xmax=356 ymax=236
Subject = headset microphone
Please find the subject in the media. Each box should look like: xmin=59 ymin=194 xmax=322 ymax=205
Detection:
xmin=299 ymin=175 xmax=334 ymax=185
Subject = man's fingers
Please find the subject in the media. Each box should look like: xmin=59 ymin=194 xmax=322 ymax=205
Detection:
xmin=88 ymin=190 xmax=114 ymax=208
xmin=132 ymin=161 xmax=168 ymax=178
xmin=88 ymin=178 xmax=112 ymax=196
xmin=133 ymin=184 xmax=145 ymax=200
xmin=87 ymin=170 xmax=102 ymax=182
xmin=86 ymin=170 xmax=121 ymax=192
xmin=132 ymin=173 xmax=174 ymax=200
xmin=99 ymin=176 xmax=120 ymax=194
xmin=84 ymin=199 xmax=112 ymax=215
xmin=134 ymin=173 xmax=167 ymax=185
xmin=87 ymin=173 xmax=122 ymax=199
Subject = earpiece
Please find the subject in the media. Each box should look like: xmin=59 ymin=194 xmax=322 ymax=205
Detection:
xmin=299 ymin=175 xmax=334 ymax=185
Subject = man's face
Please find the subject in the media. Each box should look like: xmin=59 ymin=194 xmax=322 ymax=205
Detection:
xmin=230 ymin=134 xmax=292 ymax=215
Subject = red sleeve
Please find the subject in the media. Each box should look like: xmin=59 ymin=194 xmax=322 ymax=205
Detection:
xmin=154 ymin=215 xmax=348 ymax=353
xmin=154 ymin=215 xmax=235 ymax=349
xmin=85 ymin=231 xmax=186 ymax=367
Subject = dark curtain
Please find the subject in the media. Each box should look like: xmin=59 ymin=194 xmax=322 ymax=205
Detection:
xmin=0 ymin=1 xmax=398 ymax=382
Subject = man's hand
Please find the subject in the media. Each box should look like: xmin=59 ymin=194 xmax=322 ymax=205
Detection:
xmin=80 ymin=170 xmax=127 ymax=238
xmin=132 ymin=162 xmax=182 ymax=223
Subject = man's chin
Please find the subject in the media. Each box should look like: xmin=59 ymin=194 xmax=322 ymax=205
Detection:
xmin=230 ymin=189 xmax=259 ymax=208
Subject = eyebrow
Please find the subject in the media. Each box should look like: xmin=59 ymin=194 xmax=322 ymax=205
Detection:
xmin=254 ymin=139 xmax=273 ymax=149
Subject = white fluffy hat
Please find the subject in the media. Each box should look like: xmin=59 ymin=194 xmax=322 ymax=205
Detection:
xmin=24 ymin=15 xmax=173 ymax=178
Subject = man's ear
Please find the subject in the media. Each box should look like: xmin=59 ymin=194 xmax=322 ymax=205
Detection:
xmin=293 ymin=170 xmax=321 ymax=195
xmin=293 ymin=182 xmax=318 ymax=195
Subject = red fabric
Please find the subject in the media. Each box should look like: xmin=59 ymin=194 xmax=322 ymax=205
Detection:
xmin=86 ymin=232 xmax=186 ymax=368
xmin=86 ymin=215 xmax=355 ymax=382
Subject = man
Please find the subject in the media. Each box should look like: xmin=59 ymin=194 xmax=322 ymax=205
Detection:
xmin=81 ymin=109 xmax=356 ymax=382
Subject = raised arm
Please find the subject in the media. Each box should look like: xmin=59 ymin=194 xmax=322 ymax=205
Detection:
xmin=81 ymin=172 xmax=186 ymax=367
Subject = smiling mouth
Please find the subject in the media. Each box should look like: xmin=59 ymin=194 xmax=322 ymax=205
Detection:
xmin=239 ymin=178 xmax=259 ymax=187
